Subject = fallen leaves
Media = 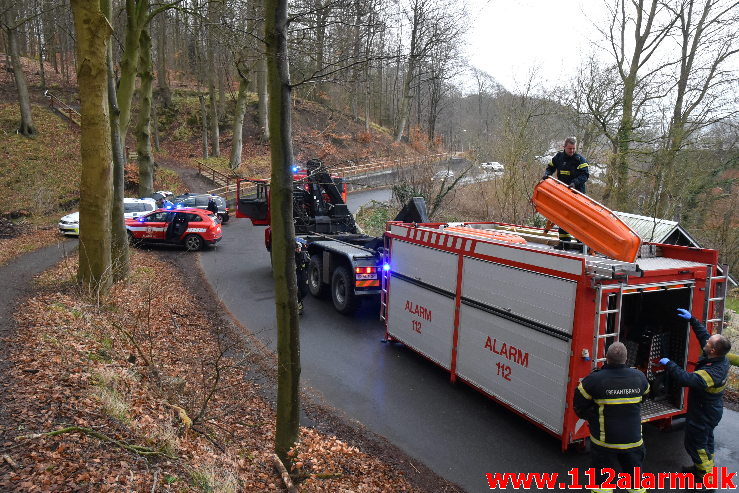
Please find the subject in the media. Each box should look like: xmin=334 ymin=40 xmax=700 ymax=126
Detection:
xmin=0 ymin=250 xmax=424 ymax=492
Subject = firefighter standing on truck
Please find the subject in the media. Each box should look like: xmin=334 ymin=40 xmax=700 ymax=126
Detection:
xmin=573 ymin=342 xmax=649 ymax=493
xmin=660 ymin=308 xmax=731 ymax=489
xmin=542 ymin=136 xmax=590 ymax=250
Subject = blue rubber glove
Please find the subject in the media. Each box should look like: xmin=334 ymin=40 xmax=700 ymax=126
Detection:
xmin=659 ymin=358 xmax=670 ymax=365
xmin=676 ymin=308 xmax=692 ymax=319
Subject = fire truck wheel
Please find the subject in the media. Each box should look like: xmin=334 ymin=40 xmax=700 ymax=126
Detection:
xmin=331 ymin=265 xmax=358 ymax=314
xmin=308 ymin=255 xmax=327 ymax=297
xmin=184 ymin=234 xmax=204 ymax=251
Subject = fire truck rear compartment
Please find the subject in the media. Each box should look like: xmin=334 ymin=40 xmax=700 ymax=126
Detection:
xmin=606 ymin=286 xmax=691 ymax=419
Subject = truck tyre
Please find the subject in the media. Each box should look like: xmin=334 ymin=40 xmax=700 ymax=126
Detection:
xmin=308 ymin=255 xmax=327 ymax=297
xmin=184 ymin=234 xmax=204 ymax=251
xmin=331 ymin=265 xmax=358 ymax=314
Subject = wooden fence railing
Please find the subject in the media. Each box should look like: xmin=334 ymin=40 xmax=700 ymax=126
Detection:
xmin=197 ymin=160 xmax=239 ymax=188
xmin=332 ymin=152 xmax=452 ymax=179
xmin=209 ymin=152 xmax=457 ymax=204
xmin=44 ymin=90 xmax=80 ymax=126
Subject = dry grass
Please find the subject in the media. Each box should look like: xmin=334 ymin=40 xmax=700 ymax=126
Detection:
xmin=0 ymin=103 xmax=81 ymax=217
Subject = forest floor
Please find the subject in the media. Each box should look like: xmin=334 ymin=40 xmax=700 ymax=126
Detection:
xmin=0 ymin=154 xmax=461 ymax=492
xmin=0 ymin=248 xmax=461 ymax=492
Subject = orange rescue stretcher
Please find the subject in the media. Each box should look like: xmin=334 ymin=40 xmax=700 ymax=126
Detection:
xmin=532 ymin=177 xmax=642 ymax=263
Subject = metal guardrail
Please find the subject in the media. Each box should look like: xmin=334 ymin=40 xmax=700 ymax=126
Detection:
xmin=208 ymin=152 xmax=457 ymax=204
xmin=44 ymin=90 xmax=80 ymax=126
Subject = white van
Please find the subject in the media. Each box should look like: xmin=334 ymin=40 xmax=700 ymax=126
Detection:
xmin=59 ymin=198 xmax=157 ymax=236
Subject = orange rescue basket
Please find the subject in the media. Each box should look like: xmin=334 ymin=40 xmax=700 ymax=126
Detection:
xmin=532 ymin=178 xmax=641 ymax=262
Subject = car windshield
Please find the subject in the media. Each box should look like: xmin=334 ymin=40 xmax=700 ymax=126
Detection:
xmin=125 ymin=203 xmax=154 ymax=213
xmin=140 ymin=211 xmax=170 ymax=222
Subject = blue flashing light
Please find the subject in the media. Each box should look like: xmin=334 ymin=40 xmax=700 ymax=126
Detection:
xmin=382 ymin=263 xmax=391 ymax=271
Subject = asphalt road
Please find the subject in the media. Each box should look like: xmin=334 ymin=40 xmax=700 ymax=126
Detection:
xmin=198 ymin=190 xmax=739 ymax=493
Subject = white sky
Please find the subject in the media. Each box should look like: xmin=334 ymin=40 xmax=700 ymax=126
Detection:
xmin=465 ymin=0 xmax=603 ymax=91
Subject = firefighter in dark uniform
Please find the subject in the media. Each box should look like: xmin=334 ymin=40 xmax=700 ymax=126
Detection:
xmin=542 ymin=136 xmax=590 ymax=250
xmin=660 ymin=308 xmax=731 ymax=486
xmin=574 ymin=342 xmax=649 ymax=493
xmin=295 ymin=237 xmax=310 ymax=315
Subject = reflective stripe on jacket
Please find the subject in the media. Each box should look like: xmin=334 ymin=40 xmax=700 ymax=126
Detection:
xmin=545 ymin=151 xmax=589 ymax=192
xmin=573 ymin=364 xmax=649 ymax=449
xmin=665 ymin=317 xmax=729 ymax=426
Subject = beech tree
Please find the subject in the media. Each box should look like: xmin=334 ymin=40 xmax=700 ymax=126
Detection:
xmin=599 ymin=0 xmax=678 ymax=209
xmin=102 ymin=0 xmax=129 ymax=281
xmin=2 ymin=3 xmax=36 ymax=137
xmin=647 ymin=0 xmax=739 ymax=219
xmin=392 ymin=0 xmax=465 ymax=142
xmin=71 ymin=0 xmax=114 ymax=295
xmin=135 ymin=26 xmax=155 ymax=196
xmin=229 ymin=62 xmax=250 ymax=170
xmin=265 ymin=0 xmax=301 ymax=467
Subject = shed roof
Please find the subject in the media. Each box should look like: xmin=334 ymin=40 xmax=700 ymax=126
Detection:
xmin=614 ymin=211 xmax=700 ymax=246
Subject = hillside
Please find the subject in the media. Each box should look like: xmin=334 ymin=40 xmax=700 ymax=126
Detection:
xmin=0 ymin=52 xmax=434 ymax=268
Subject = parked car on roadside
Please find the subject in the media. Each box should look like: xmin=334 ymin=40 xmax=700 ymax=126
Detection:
xmin=432 ymin=170 xmax=455 ymax=181
xmin=58 ymin=198 xmax=157 ymax=236
xmin=126 ymin=208 xmax=222 ymax=251
xmin=480 ymin=161 xmax=504 ymax=172
xmin=172 ymin=193 xmax=230 ymax=223
xmin=150 ymin=190 xmax=175 ymax=203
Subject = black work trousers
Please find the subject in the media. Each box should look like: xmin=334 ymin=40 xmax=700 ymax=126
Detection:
xmin=590 ymin=442 xmax=645 ymax=490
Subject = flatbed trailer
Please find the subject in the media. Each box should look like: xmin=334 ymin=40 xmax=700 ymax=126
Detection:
xmin=380 ymin=220 xmax=729 ymax=450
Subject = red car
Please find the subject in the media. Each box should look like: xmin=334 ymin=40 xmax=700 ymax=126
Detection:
xmin=125 ymin=208 xmax=222 ymax=251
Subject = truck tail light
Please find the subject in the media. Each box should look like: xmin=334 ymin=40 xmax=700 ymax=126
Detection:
xmin=355 ymin=266 xmax=379 ymax=287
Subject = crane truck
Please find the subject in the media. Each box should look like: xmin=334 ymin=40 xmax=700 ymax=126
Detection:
xmin=235 ymin=159 xmax=428 ymax=314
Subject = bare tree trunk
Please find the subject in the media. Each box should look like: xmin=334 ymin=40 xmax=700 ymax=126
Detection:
xmin=71 ymin=0 xmax=113 ymax=295
xmin=4 ymin=7 xmax=36 ymax=138
xmin=258 ymin=56 xmax=269 ymax=142
xmin=35 ymin=7 xmax=47 ymax=91
xmin=265 ymin=0 xmax=300 ymax=468
xmin=117 ymin=0 xmax=148 ymax=142
xmin=207 ymin=0 xmax=220 ymax=157
xmin=218 ymin=53 xmax=226 ymax=118
xmin=605 ymin=0 xmax=675 ymax=210
xmin=103 ymin=0 xmax=130 ymax=282
xmin=155 ymin=11 xmax=172 ymax=107
xmin=152 ymin=96 xmax=160 ymax=151
xmin=199 ymin=94 xmax=209 ymax=159
xmin=135 ymin=27 xmax=154 ymax=197
xmin=209 ymin=82 xmax=220 ymax=156
xmin=394 ymin=74 xmax=412 ymax=142
xmin=229 ymin=65 xmax=250 ymax=170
